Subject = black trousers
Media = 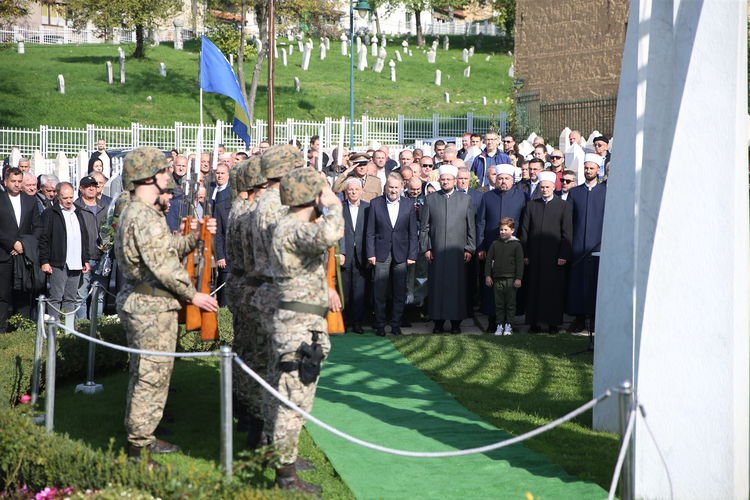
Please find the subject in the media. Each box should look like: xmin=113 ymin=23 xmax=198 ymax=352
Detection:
xmin=373 ymin=254 xmax=407 ymax=329
xmin=0 ymin=259 xmax=32 ymax=332
xmin=341 ymin=261 xmax=368 ymax=328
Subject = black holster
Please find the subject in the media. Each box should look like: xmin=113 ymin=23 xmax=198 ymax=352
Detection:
xmin=297 ymin=331 xmax=324 ymax=385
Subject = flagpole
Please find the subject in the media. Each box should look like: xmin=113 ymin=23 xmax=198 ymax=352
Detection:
xmin=199 ymin=49 xmax=204 ymax=158
xmin=267 ymin=0 xmax=275 ymax=144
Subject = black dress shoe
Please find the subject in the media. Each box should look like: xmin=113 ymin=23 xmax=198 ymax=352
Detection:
xmin=391 ymin=326 xmax=402 ymax=335
xmin=352 ymin=325 xmax=364 ymax=334
xmin=485 ymin=323 xmax=497 ymax=334
xmin=566 ymin=317 xmax=586 ymax=333
xmin=128 ymin=439 xmax=181 ymax=458
xmin=375 ymin=327 xmax=386 ymax=337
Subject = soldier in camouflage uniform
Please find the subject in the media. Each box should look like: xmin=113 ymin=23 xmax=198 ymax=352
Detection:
xmin=267 ymin=167 xmax=344 ymax=493
xmin=248 ymin=145 xmax=303 ymax=446
xmin=227 ymin=157 xmax=268 ymax=447
xmin=115 ymin=147 xmax=219 ymax=459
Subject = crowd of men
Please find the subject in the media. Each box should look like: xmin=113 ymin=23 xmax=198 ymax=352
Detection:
xmin=0 ymin=129 xmax=608 ymax=493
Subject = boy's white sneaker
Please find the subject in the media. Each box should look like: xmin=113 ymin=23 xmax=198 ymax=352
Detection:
xmin=494 ymin=324 xmax=504 ymax=336
xmin=503 ymin=323 xmax=513 ymax=336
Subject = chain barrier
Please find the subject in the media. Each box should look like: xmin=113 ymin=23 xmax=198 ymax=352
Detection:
xmin=42 ymin=285 xmax=96 ymax=316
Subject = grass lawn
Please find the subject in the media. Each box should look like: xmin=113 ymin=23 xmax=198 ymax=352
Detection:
xmin=0 ymin=36 xmax=512 ymax=128
xmin=53 ymin=357 xmax=354 ymax=499
xmin=392 ymin=332 xmax=620 ymax=489
xmin=52 ymin=328 xmax=618 ymax=495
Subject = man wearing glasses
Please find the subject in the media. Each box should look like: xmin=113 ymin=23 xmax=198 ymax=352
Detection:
xmin=548 ymin=149 xmax=565 ymax=191
xmin=470 ymin=131 xmax=511 ymax=190
xmin=557 ymin=170 xmax=578 ymax=201
xmin=418 ymin=157 xmax=436 ymax=189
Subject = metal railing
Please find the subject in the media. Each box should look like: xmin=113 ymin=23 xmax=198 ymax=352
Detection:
xmin=29 ymin=296 xmax=640 ymax=498
xmin=0 ymin=113 xmax=508 ymax=157
xmin=0 ymin=26 xmax=198 ymax=45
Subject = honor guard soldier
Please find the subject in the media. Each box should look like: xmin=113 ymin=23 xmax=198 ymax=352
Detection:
xmin=267 ymin=167 xmax=344 ymax=492
xmin=115 ymin=147 xmax=219 ymax=460
xmin=248 ymin=145 xmax=303 ymax=446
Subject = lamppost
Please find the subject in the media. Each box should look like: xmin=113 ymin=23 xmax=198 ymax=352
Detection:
xmin=349 ymin=0 xmax=371 ymax=149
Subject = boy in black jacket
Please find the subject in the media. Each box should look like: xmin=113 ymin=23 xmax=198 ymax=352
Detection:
xmin=484 ymin=217 xmax=523 ymax=335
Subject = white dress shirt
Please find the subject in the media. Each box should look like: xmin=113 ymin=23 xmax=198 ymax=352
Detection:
xmin=8 ymin=193 xmax=21 ymax=227
xmin=348 ymin=201 xmax=360 ymax=232
xmin=61 ymin=207 xmax=83 ymax=270
xmin=386 ymin=196 xmax=399 ymax=227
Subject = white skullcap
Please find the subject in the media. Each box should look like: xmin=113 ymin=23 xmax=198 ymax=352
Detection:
xmin=584 ymin=153 xmax=604 ymax=166
xmin=427 ymin=180 xmax=441 ymax=192
xmin=495 ymin=163 xmax=515 ymax=176
xmin=538 ymin=171 xmax=557 ymax=184
xmin=438 ymin=164 xmax=458 ymax=178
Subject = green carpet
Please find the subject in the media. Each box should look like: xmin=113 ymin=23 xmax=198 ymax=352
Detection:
xmin=307 ymin=334 xmax=607 ymax=499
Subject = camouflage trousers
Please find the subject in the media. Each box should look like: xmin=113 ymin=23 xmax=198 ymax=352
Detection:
xmin=120 ymin=309 xmax=178 ymax=448
xmin=231 ymin=284 xmax=268 ymax=422
xmin=266 ymin=309 xmax=331 ymax=465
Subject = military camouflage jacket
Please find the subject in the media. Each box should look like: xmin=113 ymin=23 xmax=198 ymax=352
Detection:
xmin=270 ymin=204 xmax=344 ymax=309
xmin=250 ymin=188 xmax=288 ymax=279
xmin=115 ymin=196 xmax=197 ymax=312
xmin=240 ymin=199 xmax=259 ymax=279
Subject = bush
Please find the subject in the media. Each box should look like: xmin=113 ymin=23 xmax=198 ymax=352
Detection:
xmin=0 ymin=309 xmax=235 ymax=410
xmin=0 ymin=407 xmax=270 ymax=499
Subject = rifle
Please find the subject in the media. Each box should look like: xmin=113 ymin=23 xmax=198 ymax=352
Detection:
xmin=326 ymin=246 xmax=345 ymax=335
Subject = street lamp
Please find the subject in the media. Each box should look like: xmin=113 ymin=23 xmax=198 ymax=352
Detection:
xmin=349 ymin=0 xmax=371 ymax=149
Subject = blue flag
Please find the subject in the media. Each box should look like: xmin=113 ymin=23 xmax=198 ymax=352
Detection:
xmin=200 ymin=35 xmax=252 ymax=146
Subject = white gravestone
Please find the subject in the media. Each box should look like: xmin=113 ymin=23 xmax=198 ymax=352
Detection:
xmin=594 ymin=2 xmax=749 ymax=499
xmin=373 ymin=57 xmax=384 ymax=73
xmin=340 ymin=34 xmax=348 ymax=56
xmin=57 ymin=74 xmax=65 ymax=94
xmin=33 ymin=151 xmax=46 ymax=175
xmin=401 ymin=40 xmax=408 ymax=50
xmin=482 ymin=96 xmax=487 ymax=106
xmin=371 ymin=36 xmax=378 ymax=57
xmin=325 ymin=37 xmax=330 ymax=50
xmin=281 ymin=48 xmax=288 ymax=67
xmin=356 ymin=36 xmax=362 ymax=54
xmin=301 ymin=43 xmax=312 ymax=71
xmin=443 ymin=36 xmax=449 ymax=50
xmin=297 ymin=40 xmax=304 ymax=52
xmin=357 ymin=46 xmax=368 ymax=71
xmin=378 ymin=47 xmax=387 ymax=60
xmin=461 ymin=48 xmax=469 ymax=63
xmin=319 ymin=43 xmax=327 ymax=60
xmin=389 ymin=60 xmax=396 ymax=82
xmin=463 ymin=66 xmax=471 ymax=78
xmin=288 ymin=44 xmax=293 ymax=55
xmin=17 ymin=41 xmax=24 ymax=54
xmin=119 ymin=55 xmax=125 ymax=84
xmin=293 ymin=77 xmax=300 ymax=93
xmin=426 ymin=49 xmax=436 ymax=64
xmin=105 ymin=62 xmax=113 ymax=84
xmin=159 ymin=62 xmax=167 ymax=77
xmin=434 ymin=69 xmax=441 ymax=86
xmin=468 ymin=46 xmax=474 ymax=57
xmin=444 ymin=92 xmax=449 ymax=103
xmin=408 ymin=49 xmax=413 ymax=57
xmin=395 ymin=50 xmax=402 ymax=62
xmin=485 ymin=55 xmax=491 ymax=62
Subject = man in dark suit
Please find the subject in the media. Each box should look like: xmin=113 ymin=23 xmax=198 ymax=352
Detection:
xmin=211 ymin=163 xmax=232 ymax=307
xmin=455 ymin=166 xmax=483 ymax=315
xmin=0 ymin=167 xmax=42 ymax=332
xmin=339 ymin=177 xmax=370 ymax=334
xmin=366 ymin=172 xmax=418 ymax=336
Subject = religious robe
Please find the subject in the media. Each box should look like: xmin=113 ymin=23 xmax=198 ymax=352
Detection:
xmin=521 ymin=196 xmax=572 ymax=327
xmin=420 ymin=190 xmax=476 ymax=321
xmin=476 ymin=186 xmax=527 ymax=315
xmin=566 ymin=183 xmax=607 ymax=316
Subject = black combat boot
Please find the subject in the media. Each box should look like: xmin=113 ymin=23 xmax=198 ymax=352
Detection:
xmin=275 ymin=463 xmax=322 ymax=494
xmin=295 ymin=456 xmax=316 ymax=471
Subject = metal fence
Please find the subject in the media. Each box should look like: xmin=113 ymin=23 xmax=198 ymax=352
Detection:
xmin=0 ymin=113 xmax=508 ymax=157
xmin=515 ymin=94 xmax=617 ymax=141
xmin=0 ymin=26 xmax=195 ymax=45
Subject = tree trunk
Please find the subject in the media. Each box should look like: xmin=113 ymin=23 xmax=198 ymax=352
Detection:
xmin=374 ymin=8 xmax=381 ymax=36
xmin=191 ymin=0 xmax=198 ymax=34
xmin=133 ymin=24 xmax=145 ymax=58
xmin=237 ymin=0 xmax=248 ymax=106
xmin=415 ymin=10 xmax=424 ymax=46
xmin=247 ymin=1 xmax=268 ymax=124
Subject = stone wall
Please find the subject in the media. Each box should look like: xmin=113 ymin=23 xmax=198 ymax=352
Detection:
xmin=514 ymin=0 xmax=629 ymax=102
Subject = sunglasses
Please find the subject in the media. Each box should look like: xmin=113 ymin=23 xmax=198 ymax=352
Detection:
xmin=502 ymin=139 xmax=513 ymax=143
xmin=562 ymin=179 xmax=576 ymax=184
xmin=421 ymin=164 xmax=433 ymax=168
xmin=550 ymin=155 xmax=563 ymax=160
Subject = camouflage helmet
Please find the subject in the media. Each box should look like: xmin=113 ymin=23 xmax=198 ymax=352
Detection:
xmin=232 ymin=160 xmax=250 ymax=193
xmin=280 ymin=167 xmax=325 ymax=207
xmin=122 ymin=147 xmax=167 ymax=191
xmin=244 ymin=156 xmax=266 ymax=188
xmin=261 ymin=144 xmax=304 ymax=180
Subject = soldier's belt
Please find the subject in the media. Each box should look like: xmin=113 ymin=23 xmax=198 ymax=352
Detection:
xmin=133 ymin=283 xmax=175 ymax=299
xmin=278 ymin=301 xmax=328 ymax=318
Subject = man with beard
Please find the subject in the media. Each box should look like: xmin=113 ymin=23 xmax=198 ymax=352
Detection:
xmin=420 ymin=164 xmax=476 ymax=334
xmin=521 ymin=171 xmax=572 ymax=333
xmin=476 ymin=164 xmax=527 ymax=332
xmin=566 ymin=154 xmax=606 ymax=335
